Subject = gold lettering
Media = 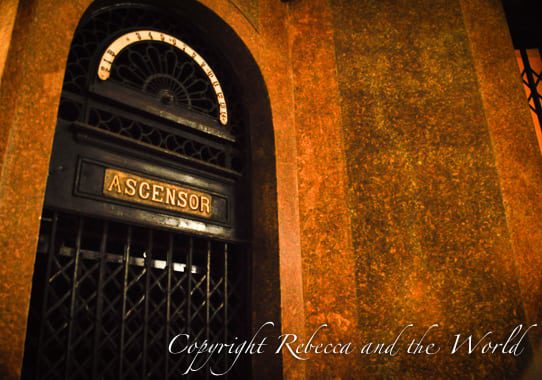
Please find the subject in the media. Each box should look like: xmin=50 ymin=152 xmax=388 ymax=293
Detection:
xmin=139 ymin=182 xmax=150 ymax=199
xmin=152 ymin=184 xmax=164 ymax=202
xmin=103 ymin=169 xmax=214 ymax=218
xmin=125 ymin=178 xmax=136 ymax=196
xmin=107 ymin=174 xmax=122 ymax=193
xmin=166 ymin=188 xmax=176 ymax=205
xmin=189 ymin=194 xmax=199 ymax=210
xmin=177 ymin=191 xmax=188 ymax=208
xmin=200 ymin=196 xmax=211 ymax=215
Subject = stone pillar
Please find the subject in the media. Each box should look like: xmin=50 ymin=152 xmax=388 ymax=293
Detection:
xmin=0 ymin=2 xmax=89 ymax=378
xmin=286 ymin=0 xmax=362 ymax=378
xmin=324 ymin=0 xmax=542 ymax=377
xmin=0 ymin=0 xmax=18 ymax=87
xmin=460 ymin=0 xmax=542 ymax=342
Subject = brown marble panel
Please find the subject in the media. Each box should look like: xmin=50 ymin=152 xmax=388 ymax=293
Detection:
xmin=0 ymin=1 xmax=92 ymax=379
xmin=0 ymin=0 xmax=20 ymax=170
xmin=460 ymin=0 xmax=542 ymax=351
xmin=229 ymin=0 xmax=259 ymax=30
xmin=286 ymin=0 xmax=362 ymax=378
xmin=0 ymin=0 xmax=18 ymax=86
xmin=330 ymin=0 xmax=530 ymax=377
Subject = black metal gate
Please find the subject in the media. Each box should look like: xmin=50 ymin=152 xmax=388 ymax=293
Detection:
xmin=518 ymin=48 xmax=542 ymax=132
xmin=22 ymin=2 xmax=251 ymax=379
xmin=502 ymin=0 xmax=542 ymax=134
xmin=23 ymin=210 xmax=248 ymax=379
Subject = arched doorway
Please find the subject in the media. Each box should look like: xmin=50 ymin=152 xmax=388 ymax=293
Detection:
xmin=21 ymin=1 xmax=279 ymax=378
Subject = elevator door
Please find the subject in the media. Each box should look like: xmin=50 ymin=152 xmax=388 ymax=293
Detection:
xmin=22 ymin=4 xmax=250 ymax=379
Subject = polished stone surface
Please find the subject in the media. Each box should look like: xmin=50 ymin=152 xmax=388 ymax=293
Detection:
xmin=329 ymin=0 xmax=538 ymax=377
xmin=286 ymin=0 xmax=362 ymax=377
xmin=461 ymin=0 xmax=542 ymax=349
xmin=230 ymin=0 xmax=259 ymax=30
xmin=0 ymin=0 xmax=18 ymax=87
xmin=0 ymin=2 xmax=89 ymax=378
xmin=1 ymin=0 xmax=542 ymax=379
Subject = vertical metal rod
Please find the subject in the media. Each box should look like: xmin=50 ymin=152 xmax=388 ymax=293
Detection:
xmin=224 ymin=243 xmax=229 ymax=378
xmin=186 ymin=237 xmax=193 ymax=379
xmin=142 ymin=229 xmax=153 ymax=378
xmin=244 ymin=243 xmax=251 ymax=379
xmin=165 ymin=233 xmax=174 ymax=380
xmin=225 ymin=146 xmax=233 ymax=170
xmin=119 ymin=225 xmax=132 ymax=379
xmin=35 ymin=212 xmax=59 ymax=377
xmin=205 ymin=240 xmax=211 ymax=380
xmin=521 ymin=48 xmax=542 ymax=131
xmin=187 ymin=238 xmax=193 ymax=334
xmin=64 ymin=216 xmax=84 ymax=380
xmin=92 ymin=221 xmax=108 ymax=379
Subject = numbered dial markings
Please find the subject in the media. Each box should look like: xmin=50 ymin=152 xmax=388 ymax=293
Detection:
xmin=98 ymin=30 xmax=228 ymax=125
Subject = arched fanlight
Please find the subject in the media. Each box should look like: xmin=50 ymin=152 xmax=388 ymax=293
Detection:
xmin=98 ymin=30 xmax=228 ymax=125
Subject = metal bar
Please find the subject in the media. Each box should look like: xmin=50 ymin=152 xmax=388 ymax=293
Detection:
xmin=142 ymin=230 xmax=153 ymax=378
xmin=119 ymin=225 xmax=132 ymax=379
xmin=187 ymin=237 xmax=193 ymax=334
xmin=64 ymin=216 xmax=84 ymax=380
xmin=57 ymin=246 xmax=201 ymax=273
xmin=35 ymin=212 xmax=59 ymax=377
xmin=243 ymin=243 xmax=251 ymax=379
xmin=88 ymin=85 xmax=236 ymax=143
xmin=73 ymin=123 xmax=241 ymax=178
xmin=205 ymin=240 xmax=211 ymax=380
xmin=225 ymin=146 xmax=233 ymax=171
xmin=187 ymin=237 xmax=193 ymax=379
xmin=224 ymin=242 xmax=229 ymax=379
xmin=521 ymin=48 xmax=542 ymax=131
xmin=165 ymin=233 xmax=174 ymax=380
xmin=92 ymin=221 xmax=108 ymax=379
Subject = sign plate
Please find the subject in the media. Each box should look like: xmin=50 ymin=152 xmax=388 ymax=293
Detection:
xmin=103 ymin=168 xmax=213 ymax=219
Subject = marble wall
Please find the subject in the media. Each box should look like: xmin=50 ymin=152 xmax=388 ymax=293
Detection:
xmin=1 ymin=0 xmax=542 ymax=378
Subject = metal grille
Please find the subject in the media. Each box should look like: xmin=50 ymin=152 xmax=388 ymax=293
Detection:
xmin=87 ymin=107 xmax=231 ymax=168
xmin=110 ymin=41 xmax=219 ymax=116
xmin=518 ymin=48 xmax=542 ymax=132
xmin=58 ymin=4 xmax=247 ymax=173
xmin=23 ymin=209 xmax=249 ymax=379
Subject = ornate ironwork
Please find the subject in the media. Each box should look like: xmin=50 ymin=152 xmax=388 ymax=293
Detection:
xmin=518 ymin=48 xmax=542 ymax=133
xmin=23 ymin=210 xmax=248 ymax=379
xmin=23 ymin=3 xmax=251 ymax=379
xmin=59 ymin=4 xmax=246 ymax=173
xmin=87 ymin=107 xmax=230 ymax=168
xmin=111 ymin=41 xmax=219 ymax=118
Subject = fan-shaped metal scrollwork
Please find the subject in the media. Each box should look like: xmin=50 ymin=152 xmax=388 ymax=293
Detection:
xmin=110 ymin=41 xmax=219 ymax=119
xmin=58 ymin=4 xmax=247 ymax=173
